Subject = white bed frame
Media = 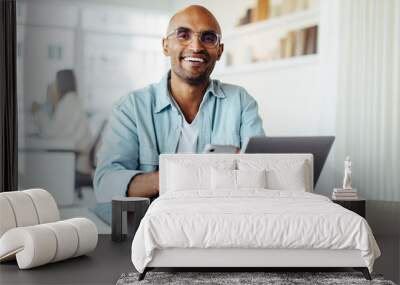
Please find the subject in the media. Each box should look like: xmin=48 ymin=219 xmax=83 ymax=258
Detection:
xmin=143 ymin=248 xmax=370 ymax=280
xmin=148 ymin=248 xmax=365 ymax=268
xmin=141 ymin=248 xmax=371 ymax=280
xmin=138 ymin=154 xmax=371 ymax=281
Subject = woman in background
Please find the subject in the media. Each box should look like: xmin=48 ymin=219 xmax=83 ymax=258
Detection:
xmin=31 ymin=82 xmax=59 ymax=118
xmin=32 ymin=69 xmax=92 ymax=175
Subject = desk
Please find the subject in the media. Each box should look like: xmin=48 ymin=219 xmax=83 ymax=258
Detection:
xmin=0 ymin=235 xmax=133 ymax=285
xmin=19 ymin=137 xmax=77 ymax=205
xmin=22 ymin=137 xmax=76 ymax=151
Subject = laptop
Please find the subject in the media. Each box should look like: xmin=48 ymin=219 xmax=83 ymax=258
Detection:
xmin=242 ymin=136 xmax=335 ymax=187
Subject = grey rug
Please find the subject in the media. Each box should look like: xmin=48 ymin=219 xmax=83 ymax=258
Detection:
xmin=116 ymin=271 xmax=396 ymax=285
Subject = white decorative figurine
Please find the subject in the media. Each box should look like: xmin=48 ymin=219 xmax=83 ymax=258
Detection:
xmin=342 ymin=156 xmax=352 ymax=190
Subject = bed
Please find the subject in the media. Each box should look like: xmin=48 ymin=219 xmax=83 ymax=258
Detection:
xmin=131 ymin=154 xmax=381 ymax=280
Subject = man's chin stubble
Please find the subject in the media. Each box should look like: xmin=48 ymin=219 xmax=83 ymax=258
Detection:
xmin=176 ymin=63 xmax=215 ymax=86
xmin=185 ymin=73 xmax=210 ymax=86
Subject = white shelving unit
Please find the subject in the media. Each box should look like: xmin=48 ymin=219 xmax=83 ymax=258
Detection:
xmin=213 ymin=1 xmax=324 ymax=139
xmin=223 ymin=8 xmax=320 ymax=39
xmin=215 ymin=54 xmax=318 ymax=76
xmin=216 ymin=7 xmax=320 ymax=75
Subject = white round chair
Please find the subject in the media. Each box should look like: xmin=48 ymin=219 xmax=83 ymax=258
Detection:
xmin=0 ymin=189 xmax=98 ymax=269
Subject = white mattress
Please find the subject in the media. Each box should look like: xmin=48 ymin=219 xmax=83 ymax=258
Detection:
xmin=131 ymin=190 xmax=381 ymax=273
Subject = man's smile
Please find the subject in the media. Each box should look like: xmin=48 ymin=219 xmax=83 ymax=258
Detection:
xmin=180 ymin=54 xmax=209 ymax=67
xmin=184 ymin=57 xmax=205 ymax=62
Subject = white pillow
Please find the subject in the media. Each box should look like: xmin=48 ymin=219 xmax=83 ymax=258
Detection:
xmin=238 ymin=158 xmax=311 ymax=192
xmin=168 ymin=162 xmax=210 ymax=191
xmin=167 ymin=160 xmax=235 ymax=192
xmin=236 ymin=169 xmax=267 ymax=189
xmin=211 ymin=168 xmax=236 ymax=190
xmin=266 ymin=166 xmax=306 ymax=191
xmin=211 ymin=168 xmax=267 ymax=190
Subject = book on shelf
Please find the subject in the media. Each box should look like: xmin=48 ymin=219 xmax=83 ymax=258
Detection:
xmin=305 ymin=25 xmax=318 ymax=54
xmin=307 ymin=0 xmax=318 ymax=9
xmin=237 ymin=8 xmax=252 ymax=26
xmin=294 ymin=0 xmax=310 ymax=11
xmin=294 ymin=28 xmax=306 ymax=56
xmin=284 ymin=31 xmax=296 ymax=57
xmin=281 ymin=0 xmax=296 ymax=15
xmin=245 ymin=8 xmax=252 ymax=25
xmin=256 ymin=0 xmax=270 ymax=21
xmin=279 ymin=37 xmax=288 ymax=58
xmin=279 ymin=25 xmax=318 ymax=58
xmin=251 ymin=7 xmax=258 ymax=23
xmin=269 ymin=0 xmax=281 ymax=18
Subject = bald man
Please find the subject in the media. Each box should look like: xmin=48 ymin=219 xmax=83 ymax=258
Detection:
xmin=94 ymin=6 xmax=265 ymax=205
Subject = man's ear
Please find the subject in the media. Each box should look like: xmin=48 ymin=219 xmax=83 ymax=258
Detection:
xmin=216 ymin=43 xmax=224 ymax=61
xmin=162 ymin=38 xmax=169 ymax=56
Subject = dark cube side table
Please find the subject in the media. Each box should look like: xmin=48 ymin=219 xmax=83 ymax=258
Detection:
xmin=112 ymin=197 xmax=150 ymax=242
xmin=332 ymin=198 xmax=366 ymax=218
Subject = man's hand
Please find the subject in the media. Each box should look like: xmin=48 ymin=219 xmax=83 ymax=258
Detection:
xmin=127 ymin=171 xmax=159 ymax=198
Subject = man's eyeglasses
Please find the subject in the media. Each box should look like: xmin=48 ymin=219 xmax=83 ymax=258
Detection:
xmin=166 ymin=27 xmax=221 ymax=48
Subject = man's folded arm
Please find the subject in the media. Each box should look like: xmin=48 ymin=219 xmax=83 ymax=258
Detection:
xmin=93 ymin=97 xmax=146 ymax=203
xmin=239 ymin=88 xmax=265 ymax=147
xmin=126 ymin=171 xmax=159 ymax=198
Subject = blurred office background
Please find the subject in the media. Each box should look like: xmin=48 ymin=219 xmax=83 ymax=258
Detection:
xmin=16 ymin=0 xmax=399 ymax=282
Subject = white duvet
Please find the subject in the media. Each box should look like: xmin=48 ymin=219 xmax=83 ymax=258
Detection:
xmin=131 ymin=190 xmax=380 ymax=273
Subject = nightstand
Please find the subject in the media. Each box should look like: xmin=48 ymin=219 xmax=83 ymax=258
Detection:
xmin=112 ymin=197 xmax=150 ymax=242
xmin=332 ymin=198 xmax=366 ymax=218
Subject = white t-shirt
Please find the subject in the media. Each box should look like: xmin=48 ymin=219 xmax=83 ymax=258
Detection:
xmin=176 ymin=116 xmax=199 ymax=153
xmin=168 ymin=94 xmax=199 ymax=153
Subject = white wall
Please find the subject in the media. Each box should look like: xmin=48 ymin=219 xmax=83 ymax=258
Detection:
xmin=216 ymin=62 xmax=323 ymax=135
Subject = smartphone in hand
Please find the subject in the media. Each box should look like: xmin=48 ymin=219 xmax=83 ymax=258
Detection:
xmin=203 ymin=144 xmax=238 ymax=154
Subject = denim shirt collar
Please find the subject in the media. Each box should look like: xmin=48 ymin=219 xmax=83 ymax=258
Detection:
xmin=154 ymin=70 xmax=225 ymax=114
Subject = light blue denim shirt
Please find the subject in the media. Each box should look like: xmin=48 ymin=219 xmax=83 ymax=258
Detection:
xmin=94 ymin=71 xmax=265 ymax=203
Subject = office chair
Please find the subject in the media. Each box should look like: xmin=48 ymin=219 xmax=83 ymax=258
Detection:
xmin=75 ymin=120 xmax=108 ymax=199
